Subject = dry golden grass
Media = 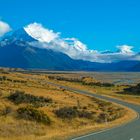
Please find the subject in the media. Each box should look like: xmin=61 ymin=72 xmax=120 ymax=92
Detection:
xmin=0 ymin=72 xmax=136 ymax=140
xmin=46 ymin=74 xmax=140 ymax=105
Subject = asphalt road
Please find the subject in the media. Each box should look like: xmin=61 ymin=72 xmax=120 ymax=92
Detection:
xmin=46 ymin=81 xmax=140 ymax=140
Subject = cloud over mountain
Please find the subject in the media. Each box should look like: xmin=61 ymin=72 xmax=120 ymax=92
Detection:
xmin=24 ymin=23 xmax=59 ymax=43
xmin=23 ymin=22 xmax=139 ymax=63
xmin=0 ymin=20 xmax=11 ymax=37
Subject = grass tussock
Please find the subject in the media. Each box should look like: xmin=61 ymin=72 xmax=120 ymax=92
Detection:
xmin=48 ymin=75 xmax=114 ymax=87
xmin=8 ymin=91 xmax=52 ymax=107
xmin=82 ymin=77 xmax=114 ymax=87
xmin=123 ymin=83 xmax=140 ymax=94
xmin=17 ymin=106 xmax=51 ymax=125
xmin=0 ymin=71 xmax=129 ymax=140
xmin=54 ymin=106 xmax=93 ymax=119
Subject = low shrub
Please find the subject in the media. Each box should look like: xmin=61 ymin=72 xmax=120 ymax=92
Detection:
xmin=8 ymin=91 xmax=52 ymax=107
xmin=124 ymin=83 xmax=140 ymax=94
xmin=13 ymin=79 xmax=27 ymax=83
xmin=48 ymin=75 xmax=114 ymax=87
xmin=0 ymin=106 xmax=13 ymax=116
xmin=17 ymin=106 xmax=51 ymax=124
xmin=0 ymin=76 xmax=27 ymax=83
xmin=82 ymin=77 xmax=98 ymax=85
xmin=48 ymin=76 xmax=81 ymax=83
xmin=54 ymin=107 xmax=93 ymax=119
xmin=93 ymin=98 xmax=112 ymax=107
xmin=101 ymin=83 xmax=114 ymax=87
xmin=97 ymin=113 xmax=109 ymax=123
xmin=82 ymin=77 xmax=114 ymax=87
xmin=97 ymin=107 xmax=125 ymax=123
xmin=55 ymin=107 xmax=78 ymax=119
xmin=107 ymin=107 xmax=125 ymax=121
xmin=0 ymin=76 xmax=7 ymax=81
xmin=78 ymin=110 xmax=93 ymax=119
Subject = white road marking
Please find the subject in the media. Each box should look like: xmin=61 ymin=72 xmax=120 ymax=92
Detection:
xmin=130 ymin=138 xmax=134 ymax=140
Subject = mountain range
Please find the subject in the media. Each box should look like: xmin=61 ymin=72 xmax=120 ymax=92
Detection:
xmin=0 ymin=24 xmax=140 ymax=71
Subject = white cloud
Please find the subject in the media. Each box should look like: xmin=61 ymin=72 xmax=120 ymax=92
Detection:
xmin=24 ymin=23 xmax=139 ymax=63
xmin=0 ymin=20 xmax=11 ymax=37
xmin=117 ymin=45 xmax=134 ymax=54
xmin=24 ymin=22 xmax=60 ymax=43
xmin=64 ymin=38 xmax=87 ymax=51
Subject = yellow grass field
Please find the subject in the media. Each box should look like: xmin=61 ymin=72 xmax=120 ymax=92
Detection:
xmin=46 ymin=73 xmax=140 ymax=105
xmin=0 ymin=71 xmax=137 ymax=140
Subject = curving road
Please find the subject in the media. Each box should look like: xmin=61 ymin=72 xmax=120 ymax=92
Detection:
xmin=46 ymin=81 xmax=140 ymax=140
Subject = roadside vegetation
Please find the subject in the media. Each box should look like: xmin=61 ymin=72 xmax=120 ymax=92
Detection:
xmin=48 ymin=75 xmax=114 ymax=87
xmin=55 ymin=106 xmax=93 ymax=119
xmin=0 ymin=69 xmax=133 ymax=140
xmin=17 ymin=106 xmax=51 ymax=124
xmin=47 ymin=73 xmax=140 ymax=105
xmin=123 ymin=83 xmax=140 ymax=94
xmin=8 ymin=90 xmax=52 ymax=107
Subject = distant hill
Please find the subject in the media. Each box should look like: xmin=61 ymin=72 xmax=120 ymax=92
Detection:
xmin=131 ymin=62 xmax=140 ymax=71
xmin=0 ymin=27 xmax=140 ymax=71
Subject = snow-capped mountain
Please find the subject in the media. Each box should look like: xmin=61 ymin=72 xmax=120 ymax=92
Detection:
xmin=23 ymin=23 xmax=91 ymax=62
xmin=0 ymin=26 xmax=100 ymax=70
xmin=0 ymin=22 xmax=140 ymax=71
xmin=2 ymin=28 xmax=33 ymax=41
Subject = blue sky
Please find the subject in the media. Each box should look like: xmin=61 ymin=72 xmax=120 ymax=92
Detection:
xmin=0 ymin=0 xmax=140 ymax=52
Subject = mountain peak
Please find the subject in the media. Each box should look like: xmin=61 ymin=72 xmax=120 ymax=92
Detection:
xmin=0 ymin=28 xmax=36 ymax=46
xmin=12 ymin=28 xmax=35 ymax=42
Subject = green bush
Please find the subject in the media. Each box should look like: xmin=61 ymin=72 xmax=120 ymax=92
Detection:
xmin=8 ymin=91 xmax=52 ymax=107
xmin=17 ymin=106 xmax=51 ymax=125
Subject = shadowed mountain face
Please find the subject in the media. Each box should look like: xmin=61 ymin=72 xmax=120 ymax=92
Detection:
xmin=0 ymin=29 xmax=97 ymax=70
xmin=0 ymin=29 xmax=70 ymax=69
xmin=0 ymin=28 xmax=140 ymax=71
xmin=0 ymin=41 xmax=83 ymax=70
xmin=131 ymin=62 xmax=140 ymax=71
